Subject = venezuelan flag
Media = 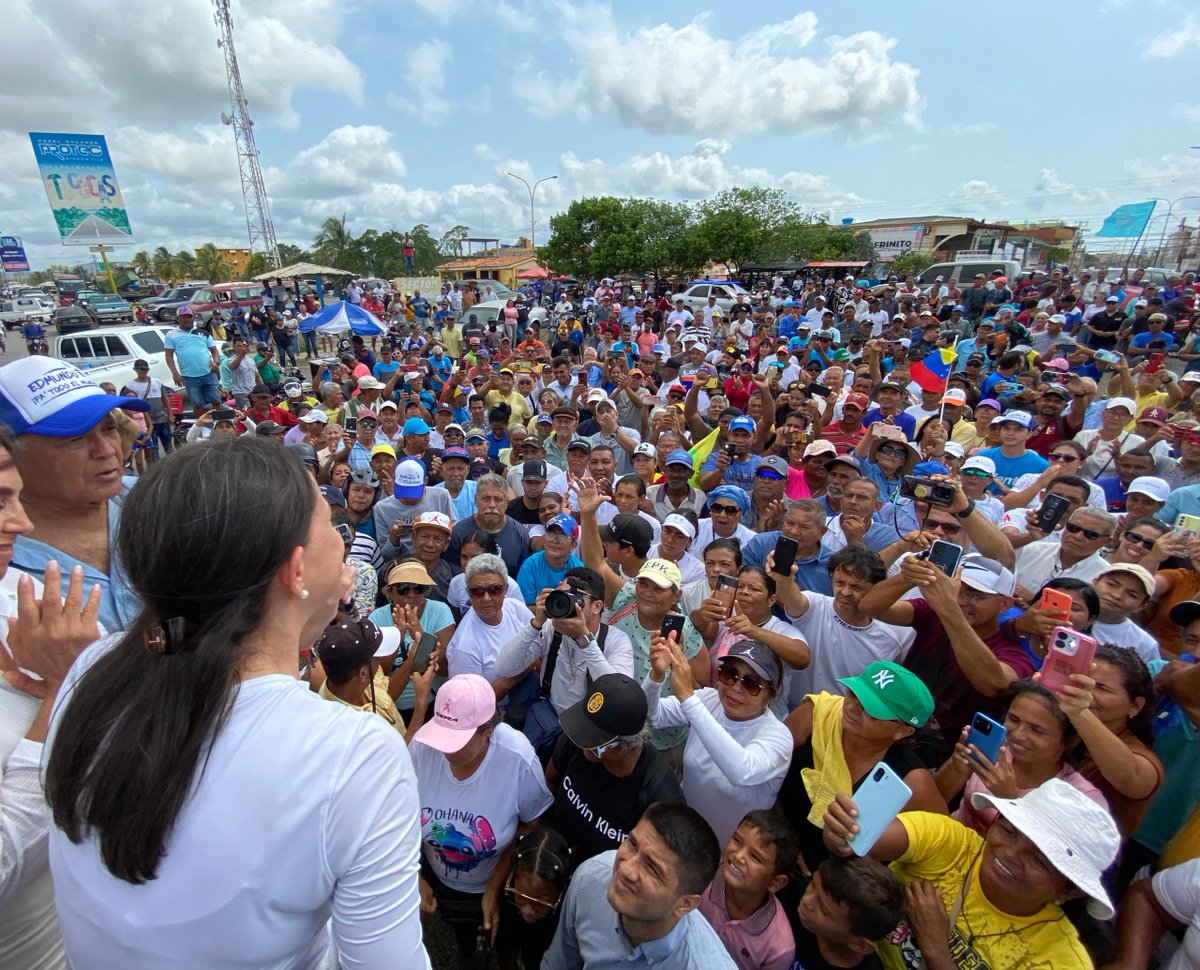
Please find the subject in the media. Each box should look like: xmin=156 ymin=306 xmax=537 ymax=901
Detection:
xmin=908 ymin=348 xmax=958 ymax=394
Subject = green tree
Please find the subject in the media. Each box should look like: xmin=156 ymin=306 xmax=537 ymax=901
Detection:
xmin=244 ymin=252 xmax=269 ymax=277
xmin=194 ymin=243 xmax=230 ymax=283
xmin=408 ymin=225 xmax=441 ymax=275
xmin=174 ymin=250 xmax=197 ymax=279
xmin=889 ymin=251 xmax=935 ymax=276
xmin=439 ymin=224 xmax=469 ymax=258
xmin=131 ymin=250 xmax=153 ymax=278
xmin=312 ymin=215 xmax=357 ymax=270
xmin=540 ymin=196 xmax=693 ymax=277
xmin=277 ymin=242 xmax=312 ymax=265
xmin=151 ymin=246 xmax=176 ymax=282
xmin=357 ymin=230 xmax=406 ymax=278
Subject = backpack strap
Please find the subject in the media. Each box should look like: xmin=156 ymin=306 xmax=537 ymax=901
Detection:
xmin=542 ymin=623 xmax=610 ymax=699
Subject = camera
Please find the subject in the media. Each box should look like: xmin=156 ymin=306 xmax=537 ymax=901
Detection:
xmin=900 ymin=475 xmax=956 ymax=507
xmin=545 ymin=588 xmax=584 ymax=619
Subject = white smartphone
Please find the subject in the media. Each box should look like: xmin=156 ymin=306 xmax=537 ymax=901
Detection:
xmin=849 ymin=762 xmax=912 ymax=856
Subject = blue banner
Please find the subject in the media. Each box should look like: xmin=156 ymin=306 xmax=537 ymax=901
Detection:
xmin=28 ymin=132 xmax=133 ymax=246
xmin=1095 ymin=201 xmax=1156 ymax=239
xmin=0 ymin=236 xmax=30 ymax=272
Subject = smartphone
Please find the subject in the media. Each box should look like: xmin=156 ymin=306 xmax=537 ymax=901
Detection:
xmin=335 ymin=523 xmax=354 ymax=544
xmin=714 ymin=574 xmax=739 ymax=612
xmin=924 ymin=539 xmax=964 ymax=577
xmin=660 ymin=613 xmax=685 ymax=642
xmin=411 ymin=632 xmax=437 ymax=675
xmin=1039 ymin=587 xmax=1073 ymax=624
xmin=772 ymin=536 xmax=799 ymax=577
xmin=344 ymin=416 xmax=357 ymax=433
xmin=706 ymin=377 xmax=720 ymax=389
xmin=807 ymin=383 xmax=833 ymax=398
xmin=849 ymin=762 xmax=912 ymax=856
xmin=966 ymin=712 xmax=1008 ymax=766
xmin=1176 ymin=514 xmax=1200 ymax=541
xmin=1034 ymin=494 xmax=1071 ymax=533
xmin=1094 ymin=349 xmax=1121 ymax=364
xmin=1040 ymin=626 xmax=1099 ymax=693
xmin=724 ymin=443 xmax=738 ymax=460
xmin=1147 ymin=353 xmax=1166 ymax=374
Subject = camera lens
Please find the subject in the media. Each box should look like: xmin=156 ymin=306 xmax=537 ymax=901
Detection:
xmin=545 ymin=589 xmax=576 ymax=619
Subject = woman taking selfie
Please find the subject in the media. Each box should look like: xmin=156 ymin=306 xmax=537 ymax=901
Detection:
xmin=44 ymin=438 xmax=428 ymax=969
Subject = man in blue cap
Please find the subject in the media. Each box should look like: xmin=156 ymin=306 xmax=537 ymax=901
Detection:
xmin=0 ymin=357 xmax=150 ymax=631
xmin=698 ymin=415 xmax=762 ymax=492
xmin=648 ymin=449 xmax=706 ymax=520
xmin=399 ymin=415 xmax=442 ymax=484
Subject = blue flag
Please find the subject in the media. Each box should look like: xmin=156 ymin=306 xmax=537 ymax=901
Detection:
xmin=1095 ymin=201 xmax=1156 ymax=238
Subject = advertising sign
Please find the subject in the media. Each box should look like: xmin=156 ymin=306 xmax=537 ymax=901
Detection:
xmin=28 ymin=132 xmax=133 ymax=246
xmin=0 ymin=236 xmax=30 ymax=272
xmin=869 ymin=227 xmax=924 ymax=262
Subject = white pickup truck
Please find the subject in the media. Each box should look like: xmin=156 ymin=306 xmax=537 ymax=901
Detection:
xmin=54 ymin=325 xmax=177 ymax=392
xmin=0 ymin=297 xmax=55 ymax=330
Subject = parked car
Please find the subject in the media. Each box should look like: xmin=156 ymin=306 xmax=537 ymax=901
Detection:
xmin=52 ymin=305 xmax=96 ymax=335
xmin=0 ymin=297 xmax=55 ymax=330
xmin=141 ymin=284 xmax=207 ymax=321
xmin=81 ymin=292 xmax=134 ymax=323
xmin=870 ymin=259 xmax=1024 ymax=295
xmin=670 ymin=280 xmax=752 ymax=312
xmin=186 ymin=282 xmax=264 ymax=322
xmin=54 ymin=325 xmax=175 ymax=389
xmin=460 ymin=299 xmax=549 ymax=333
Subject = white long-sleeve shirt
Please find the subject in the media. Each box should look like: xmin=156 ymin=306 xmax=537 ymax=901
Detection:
xmin=493 ymin=621 xmax=635 ymax=712
xmin=0 ymin=568 xmax=63 ymax=969
xmin=642 ymin=680 xmax=792 ymax=844
xmin=47 ymin=636 xmax=429 ymax=970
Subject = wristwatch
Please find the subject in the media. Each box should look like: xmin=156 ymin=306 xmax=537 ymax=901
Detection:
xmin=955 ymin=498 xmax=976 ymax=520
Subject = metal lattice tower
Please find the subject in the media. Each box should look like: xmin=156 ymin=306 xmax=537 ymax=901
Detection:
xmin=213 ymin=0 xmax=281 ymax=269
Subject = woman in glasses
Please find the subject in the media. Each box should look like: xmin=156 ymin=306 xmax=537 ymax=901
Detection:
xmin=693 ymin=485 xmax=755 ymax=551
xmin=1106 ymin=516 xmax=1172 ymax=568
xmin=643 ymin=635 xmax=793 ymax=845
xmin=778 ymin=660 xmax=944 ymax=873
xmin=445 ymin=553 xmax=533 ymax=684
xmin=447 ymin=530 xmax=523 ymax=616
xmin=1002 ymin=440 xmax=1107 ymax=512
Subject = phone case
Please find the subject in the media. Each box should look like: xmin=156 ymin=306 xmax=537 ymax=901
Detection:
xmin=967 ymin=713 xmax=1007 ymax=765
xmin=926 ymin=540 xmax=963 ymax=576
xmin=1176 ymin=514 xmax=1200 ymax=539
xmin=1040 ymin=627 xmax=1098 ymax=693
xmin=1039 ymin=588 xmax=1073 ymax=623
xmin=850 ymin=762 xmax=912 ymax=856
xmin=773 ymin=537 xmax=799 ymax=576
xmin=660 ymin=614 xmax=685 ymax=641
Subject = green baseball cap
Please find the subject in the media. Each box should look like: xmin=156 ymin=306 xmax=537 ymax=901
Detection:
xmin=838 ymin=661 xmax=934 ymax=728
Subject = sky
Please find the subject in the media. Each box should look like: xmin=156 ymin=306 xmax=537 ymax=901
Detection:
xmin=3 ymin=0 xmax=1200 ymax=271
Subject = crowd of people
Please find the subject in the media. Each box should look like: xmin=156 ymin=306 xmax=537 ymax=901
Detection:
xmin=2 ymin=263 xmax=1200 ymax=970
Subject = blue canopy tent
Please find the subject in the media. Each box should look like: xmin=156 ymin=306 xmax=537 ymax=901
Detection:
xmin=297 ymin=301 xmax=386 ymax=336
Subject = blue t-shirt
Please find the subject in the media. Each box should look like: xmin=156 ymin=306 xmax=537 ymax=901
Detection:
xmin=368 ymin=598 xmax=454 ymax=710
xmin=861 ymin=409 xmax=916 ymax=440
xmin=1095 ymin=475 xmax=1127 ymax=512
xmin=699 ymin=453 xmax=760 ymax=492
xmin=1130 ymin=332 xmax=1175 ymax=350
xmin=516 ymin=551 xmax=584 ymax=604
xmin=977 ymin=446 xmax=1049 ymax=492
xmin=435 ymin=479 xmax=477 ymax=521
xmin=164 ymin=328 xmax=216 ymax=378
xmin=373 ymin=360 xmax=401 ymax=384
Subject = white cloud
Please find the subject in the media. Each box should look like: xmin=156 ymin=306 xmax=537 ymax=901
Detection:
xmin=279 ymin=125 xmax=408 ymax=198
xmin=948 ymin=122 xmax=998 ymax=137
xmin=409 ymin=0 xmax=469 ymax=23
xmin=1028 ymin=168 xmax=1109 ymax=211
xmin=387 ymin=39 xmax=455 ymax=124
xmin=1143 ymin=13 xmax=1200 ymax=58
xmin=1124 ymin=152 xmax=1200 ymax=179
xmin=950 ymin=180 xmax=1004 ymax=207
xmin=516 ymin=5 xmax=921 ymax=138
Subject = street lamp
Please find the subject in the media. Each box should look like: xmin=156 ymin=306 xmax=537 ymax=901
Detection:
xmin=506 ymin=172 xmax=557 ymax=249
xmin=1146 ymin=196 xmax=1200 ymax=264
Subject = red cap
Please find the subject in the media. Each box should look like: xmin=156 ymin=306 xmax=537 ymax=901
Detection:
xmin=845 ymin=392 xmax=871 ymax=410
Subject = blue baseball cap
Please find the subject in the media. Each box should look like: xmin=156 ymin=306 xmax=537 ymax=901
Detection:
xmin=665 ymin=449 xmax=694 ymax=469
xmin=547 ymin=513 xmax=578 ymax=538
xmin=442 ymin=446 xmax=470 ymax=462
xmin=0 ymin=357 xmax=149 ymax=437
xmin=320 ymin=484 xmax=347 ymax=507
xmin=729 ymin=415 xmax=756 ymax=434
xmin=403 ymin=417 xmax=431 ymax=435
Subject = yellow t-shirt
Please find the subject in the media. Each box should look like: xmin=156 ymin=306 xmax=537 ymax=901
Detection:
xmin=318 ymin=670 xmax=406 ymax=734
xmin=878 ymin=812 xmax=1089 ymax=970
xmin=440 ymin=327 xmax=462 ymax=359
xmin=953 ymin=422 xmax=985 ymax=450
xmin=1128 ymin=390 xmax=1168 ymax=431
xmin=485 ymin=389 xmax=533 ymax=427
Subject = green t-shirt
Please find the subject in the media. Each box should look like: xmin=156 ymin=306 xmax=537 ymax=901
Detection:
xmin=256 ymin=354 xmax=281 ymax=385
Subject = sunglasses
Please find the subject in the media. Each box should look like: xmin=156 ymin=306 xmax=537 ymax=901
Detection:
xmin=961 ymin=469 xmax=990 ymax=479
xmin=1064 ymin=522 xmax=1107 ymax=541
xmin=717 ymin=664 xmax=768 ymax=696
xmin=468 ymin=583 xmax=506 ymax=598
xmin=590 ymin=739 xmax=621 ymax=757
xmin=388 ymin=583 xmax=430 ymax=596
xmin=924 ymin=519 xmax=963 ymax=536
xmin=756 ymin=470 xmax=784 ymax=481
xmin=1123 ymin=532 xmax=1158 ymax=550
xmin=877 ymin=445 xmax=908 ymax=459
xmin=358 ymin=420 xmax=378 ymax=428
xmin=1048 ymin=453 xmax=1079 ymax=463
xmin=710 ymin=504 xmax=741 ymax=516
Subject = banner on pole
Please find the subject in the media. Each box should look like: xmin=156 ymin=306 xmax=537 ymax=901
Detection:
xmin=0 ymin=236 xmax=30 ymax=272
xmin=1095 ymin=202 xmax=1156 ymax=239
xmin=28 ymin=132 xmax=133 ymax=246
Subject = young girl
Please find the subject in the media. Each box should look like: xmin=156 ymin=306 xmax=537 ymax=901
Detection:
xmin=937 ymin=679 xmax=1108 ymax=835
xmin=496 ymin=825 xmax=572 ymax=970
xmin=528 ymin=491 xmax=563 ymax=553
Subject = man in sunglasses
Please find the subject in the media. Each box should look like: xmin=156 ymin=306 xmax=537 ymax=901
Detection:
xmin=1026 ymin=382 xmax=1087 ymax=457
xmin=1014 ymin=506 xmax=1118 ymax=598
xmin=745 ymin=456 xmax=790 ymax=531
xmin=955 ymin=456 xmax=1006 ymax=524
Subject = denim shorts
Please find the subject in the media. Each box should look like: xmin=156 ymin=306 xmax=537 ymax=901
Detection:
xmin=182 ymin=372 xmax=221 ymax=407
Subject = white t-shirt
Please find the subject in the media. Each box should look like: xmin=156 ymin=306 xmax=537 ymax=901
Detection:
xmin=410 ymin=725 xmax=552 ymax=893
xmin=643 ymin=685 xmax=793 ymax=845
xmin=649 ymin=545 xmax=705 ymax=586
xmin=1014 ymin=540 xmax=1109 ymax=593
xmin=784 ymin=593 xmax=915 ymax=708
xmin=1074 ymin=429 xmax=1147 ymax=479
xmin=692 ymin=519 xmax=755 ymax=554
xmin=47 ymin=637 xmax=428 ymax=970
xmin=446 ymin=598 xmax=534 ymax=680
xmin=1154 ymin=857 xmax=1200 ymax=970
xmin=0 ymin=569 xmax=61 ymax=970
xmin=1092 ymin=618 xmax=1160 ymax=665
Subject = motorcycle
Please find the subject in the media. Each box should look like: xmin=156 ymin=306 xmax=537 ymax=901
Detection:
xmin=20 ymin=319 xmax=48 ymax=356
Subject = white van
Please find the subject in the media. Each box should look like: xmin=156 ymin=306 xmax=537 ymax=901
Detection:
xmin=54 ymin=325 xmax=176 ymax=389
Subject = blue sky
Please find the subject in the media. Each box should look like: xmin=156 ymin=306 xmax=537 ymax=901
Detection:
xmin=3 ymin=0 xmax=1199 ymax=270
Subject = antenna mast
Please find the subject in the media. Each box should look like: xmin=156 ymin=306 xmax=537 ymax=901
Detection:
xmin=214 ymin=0 xmax=281 ymax=269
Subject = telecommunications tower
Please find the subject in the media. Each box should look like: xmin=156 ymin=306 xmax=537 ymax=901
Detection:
xmin=213 ymin=0 xmax=281 ymax=269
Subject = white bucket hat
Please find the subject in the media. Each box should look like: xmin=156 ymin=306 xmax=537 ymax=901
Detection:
xmin=970 ymin=777 xmax=1120 ymax=919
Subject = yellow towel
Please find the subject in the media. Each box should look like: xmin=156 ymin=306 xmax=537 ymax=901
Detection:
xmin=801 ymin=692 xmax=853 ymax=827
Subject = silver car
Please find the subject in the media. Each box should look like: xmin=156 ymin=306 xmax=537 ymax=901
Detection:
xmin=670 ymin=280 xmax=752 ymax=312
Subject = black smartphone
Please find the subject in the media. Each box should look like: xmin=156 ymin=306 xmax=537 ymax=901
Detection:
xmin=411 ymin=632 xmax=437 ymax=674
xmin=773 ymin=536 xmax=799 ymax=576
xmin=1034 ymin=494 xmax=1071 ymax=533
xmin=807 ymin=383 xmax=832 ymax=398
xmin=660 ymin=614 xmax=685 ymax=641
xmin=924 ymin=539 xmax=964 ymax=577
xmin=344 ymin=416 xmax=357 ymax=433
xmin=724 ymin=443 xmax=737 ymax=459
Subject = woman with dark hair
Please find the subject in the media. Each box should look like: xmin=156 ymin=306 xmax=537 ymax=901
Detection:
xmin=486 ymin=403 xmax=512 ymax=460
xmin=1007 ymin=576 xmax=1101 ymax=668
xmin=44 ymin=438 xmax=428 ymax=968
xmin=495 ymin=825 xmax=572 ymax=970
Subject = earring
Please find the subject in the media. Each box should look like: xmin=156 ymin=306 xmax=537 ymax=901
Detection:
xmin=300 ymin=589 xmax=310 ymax=600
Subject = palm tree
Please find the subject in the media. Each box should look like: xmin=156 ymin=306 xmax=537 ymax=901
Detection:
xmin=131 ymin=250 xmax=153 ymax=278
xmin=194 ymin=243 xmax=230 ymax=284
xmin=151 ymin=246 xmax=176 ymax=282
xmin=312 ymin=215 xmax=355 ymax=269
xmin=174 ymin=250 xmax=197 ymax=281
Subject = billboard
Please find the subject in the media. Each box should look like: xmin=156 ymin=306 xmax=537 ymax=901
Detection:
xmin=869 ymin=227 xmax=924 ymax=262
xmin=0 ymin=236 xmax=30 ymax=272
xmin=28 ymin=132 xmax=133 ymax=246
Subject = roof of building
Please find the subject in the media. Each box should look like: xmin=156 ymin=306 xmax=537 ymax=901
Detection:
xmin=850 ymin=215 xmax=978 ymax=228
xmin=439 ymin=247 xmax=538 ymax=272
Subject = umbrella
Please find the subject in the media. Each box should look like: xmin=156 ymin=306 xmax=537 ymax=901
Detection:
xmin=516 ymin=266 xmax=549 ymax=279
xmin=297 ymin=301 xmax=386 ymax=336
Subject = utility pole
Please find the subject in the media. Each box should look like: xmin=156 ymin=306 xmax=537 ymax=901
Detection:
xmin=506 ymin=172 xmax=557 ymax=249
xmin=214 ymin=0 xmax=281 ymax=270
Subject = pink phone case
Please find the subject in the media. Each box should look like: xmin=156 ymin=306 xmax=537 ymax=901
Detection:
xmin=1040 ymin=626 xmax=1097 ymax=693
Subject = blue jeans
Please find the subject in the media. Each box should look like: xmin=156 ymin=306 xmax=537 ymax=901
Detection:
xmin=182 ymin=372 xmax=221 ymax=409
xmin=302 ymin=331 xmax=319 ymax=357
xmin=276 ymin=337 xmax=297 ymax=368
xmin=149 ymin=421 xmax=173 ymax=454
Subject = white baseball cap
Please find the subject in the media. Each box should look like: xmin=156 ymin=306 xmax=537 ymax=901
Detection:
xmin=961 ymin=455 xmax=996 ymax=476
xmin=959 ymin=555 xmax=1016 ymax=597
xmin=1127 ymin=476 xmax=1169 ymax=503
xmin=662 ymin=513 xmax=697 ymax=540
xmin=0 ymin=357 xmax=149 ymax=436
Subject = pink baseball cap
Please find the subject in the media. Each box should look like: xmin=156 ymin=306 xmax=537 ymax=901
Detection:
xmin=412 ymin=674 xmax=496 ymax=753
